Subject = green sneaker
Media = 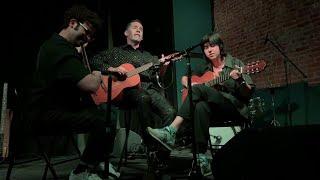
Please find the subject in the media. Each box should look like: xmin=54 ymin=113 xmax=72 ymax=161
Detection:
xmin=147 ymin=126 xmax=176 ymax=151
xmin=196 ymin=153 xmax=212 ymax=177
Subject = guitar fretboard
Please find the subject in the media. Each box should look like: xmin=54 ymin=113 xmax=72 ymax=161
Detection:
xmin=120 ymin=54 xmax=184 ymax=78
xmin=204 ymin=70 xmax=231 ymax=87
xmin=204 ymin=65 xmax=252 ymax=87
xmin=126 ymin=62 xmax=154 ymax=77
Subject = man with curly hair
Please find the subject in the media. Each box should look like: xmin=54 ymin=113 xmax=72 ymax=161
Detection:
xmin=25 ymin=4 xmax=119 ymax=179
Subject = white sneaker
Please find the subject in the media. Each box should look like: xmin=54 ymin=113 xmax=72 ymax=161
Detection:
xmin=96 ymin=162 xmax=120 ymax=178
xmin=69 ymin=170 xmax=102 ymax=180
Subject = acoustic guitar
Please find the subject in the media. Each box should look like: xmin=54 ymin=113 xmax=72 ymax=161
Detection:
xmin=91 ymin=63 xmax=151 ymax=105
xmin=181 ymin=60 xmax=267 ymax=102
xmin=91 ymin=54 xmax=183 ymax=105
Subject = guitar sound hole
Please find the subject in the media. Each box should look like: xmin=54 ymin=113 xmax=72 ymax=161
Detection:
xmin=115 ymin=74 xmax=127 ymax=81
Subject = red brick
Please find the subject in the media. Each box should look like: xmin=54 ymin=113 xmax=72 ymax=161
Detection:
xmin=213 ymin=0 xmax=320 ymax=88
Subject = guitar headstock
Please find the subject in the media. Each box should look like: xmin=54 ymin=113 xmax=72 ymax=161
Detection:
xmin=163 ymin=52 xmax=185 ymax=63
xmin=243 ymin=60 xmax=267 ymax=74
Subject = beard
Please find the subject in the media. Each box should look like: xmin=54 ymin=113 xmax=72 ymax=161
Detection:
xmin=131 ymin=34 xmax=142 ymax=43
xmin=132 ymin=38 xmax=141 ymax=44
xmin=76 ymin=35 xmax=88 ymax=46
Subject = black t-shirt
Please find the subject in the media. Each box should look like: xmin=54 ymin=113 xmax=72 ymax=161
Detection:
xmin=28 ymin=33 xmax=90 ymax=110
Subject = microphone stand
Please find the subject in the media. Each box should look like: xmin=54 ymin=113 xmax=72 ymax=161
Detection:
xmin=265 ymin=35 xmax=308 ymax=127
xmin=104 ymin=75 xmax=112 ymax=178
xmin=180 ymin=42 xmax=204 ymax=179
xmin=80 ymin=45 xmax=112 ymax=178
xmin=269 ymin=87 xmax=280 ymax=127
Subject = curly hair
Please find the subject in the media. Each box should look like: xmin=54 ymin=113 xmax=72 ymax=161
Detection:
xmin=200 ymin=32 xmax=226 ymax=59
xmin=62 ymin=4 xmax=102 ymax=30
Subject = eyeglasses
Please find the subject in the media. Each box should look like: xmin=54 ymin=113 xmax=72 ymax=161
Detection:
xmin=79 ymin=22 xmax=95 ymax=40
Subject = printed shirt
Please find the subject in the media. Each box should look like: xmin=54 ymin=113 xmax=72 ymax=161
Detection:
xmin=90 ymin=45 xmax=160 ymax=90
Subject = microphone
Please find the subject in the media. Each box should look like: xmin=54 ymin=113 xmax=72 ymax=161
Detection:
xmin=101 ymin=70 xmax=121 ymax=76
xmin=100 ymin=67 xmax=118 ymax=75
xmin=264 ymin=33 xmax=269 ymax=45
xmin=172 ymin=40 xmax=207 ymax=59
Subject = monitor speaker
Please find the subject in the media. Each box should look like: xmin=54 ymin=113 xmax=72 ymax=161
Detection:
xmin=213 ymin=125 xmax=320 ymax=180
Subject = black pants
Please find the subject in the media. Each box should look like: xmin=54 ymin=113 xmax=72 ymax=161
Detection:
xmin=146 ymin=88 xmax=176 ymax=126
xmin=177 ymin=85 xmax=246 ymax=153
xmin=119 ymin=88 xmax=175 ymax=139
xmin=29 ymin=107 xmax=111 ymax=166
xmin=119 ymin=88 xmax=154 ymax=139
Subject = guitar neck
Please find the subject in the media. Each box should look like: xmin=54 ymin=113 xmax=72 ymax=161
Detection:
xmin=204 ymin=64 xmax=254 ymax=87
xmin=124 ymin=53 xmax=184 ymax=78
xmin=126 ymin=62 xmax=154 ymax=77
xmin=204 ymin=70 xmax=231 ymax=87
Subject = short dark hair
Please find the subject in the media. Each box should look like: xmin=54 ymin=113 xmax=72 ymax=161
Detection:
xmin=63 ymin=4 xmax=102 ymax=30
xmin=200 ymin=32 xmax=226 ymax=58
xmin=125 ymin=19 xmax=143 ymax=30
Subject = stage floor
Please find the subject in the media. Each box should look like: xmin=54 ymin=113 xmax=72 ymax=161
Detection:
xmin=0 ymin=149 xmax=214 ymax=180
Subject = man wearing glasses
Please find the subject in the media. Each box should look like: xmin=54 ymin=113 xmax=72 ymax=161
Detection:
xmin=25 ymin=5 xmax=119 ymax=179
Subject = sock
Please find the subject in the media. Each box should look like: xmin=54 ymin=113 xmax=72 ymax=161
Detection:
xmin=168 ymin=125 xmax=177 ymax=134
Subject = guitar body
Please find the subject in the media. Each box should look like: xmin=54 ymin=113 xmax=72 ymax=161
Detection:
xmin=181 ymin=71 xmax=216 ymax=102
xmin=91 ymin=63 xmax=141 ymax=105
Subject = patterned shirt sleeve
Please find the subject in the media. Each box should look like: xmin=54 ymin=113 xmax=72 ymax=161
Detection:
xmin=90 ymin=49 xmax=113 ymax=71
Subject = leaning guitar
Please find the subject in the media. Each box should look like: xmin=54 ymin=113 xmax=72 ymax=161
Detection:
xmin=1 ymin=83 xmax=13 ymax=162
xmin=181 ymin=60 xmax=267 ymax=102
xmin=91 ymin=54 xmax=183 ymax=105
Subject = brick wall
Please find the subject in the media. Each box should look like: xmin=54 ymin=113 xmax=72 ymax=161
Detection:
xmin=213 ymin=0 xmax=320 ymax=88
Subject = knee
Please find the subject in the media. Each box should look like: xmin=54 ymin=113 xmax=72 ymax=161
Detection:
xmin=195 ymin=101 xmax=209 ymax=111
xmin=166 ymin=108 xmax=176 ymax=117
xmin=91 ymin=117 xmax=106 ymax=130
xmin=191 ymin=85 xmax=201 ymax=94
xmin=138 ymin=94 xmax=152 ymax=104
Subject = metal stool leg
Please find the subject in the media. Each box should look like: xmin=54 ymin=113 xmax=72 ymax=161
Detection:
xmin=41 ymin=151 xmax=58 ymax=180
xmin=6 ymin=152 xmax=14 ymax=180
xmin=35 ymin=136 xmax=58 ymax=180
xmin=117 ymin=110 xmax=131 ymax=171
xmin=70 ymin=135 xmax=82 ymax=157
